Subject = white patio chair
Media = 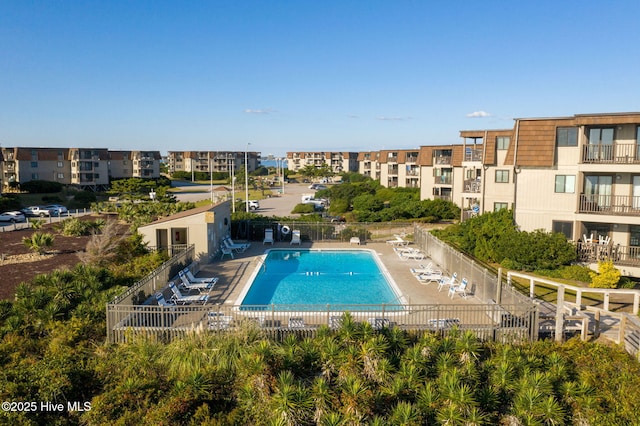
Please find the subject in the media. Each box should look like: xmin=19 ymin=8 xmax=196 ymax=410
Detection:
xmin=155 ymin=292 xmax=176 ymax=307
xmin=448 ymin=278 xmax=469 ymax=299
xmin=415 ymin=272 xmax=443 ymax=284
xmin=437 ymin=273 xmax=457 ymax=292
xmin=220 ymin=246 xmax=234 ymax=259
xmin=223 ymin=236 xmax=250 ymax=252
xmin=386 ymin=235 xmax=408 ymax=246
xmin=290 ymin=230 xmax=302 ymax=245
xmin=263 ymin=228 xmax=274 ymax=245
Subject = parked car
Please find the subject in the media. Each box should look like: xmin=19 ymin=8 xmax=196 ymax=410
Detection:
xmin=308 ymin=183 xmax=327 ymax=190
xmin=44 ymin=204 xmax=68 ymax=216
xmin=245 ymin=200 xmax=260 ymax=211
xmin=21 ymin=206 xmax=52 ymax=217
xmin=0 ymin=211 xmax=27 ymax=223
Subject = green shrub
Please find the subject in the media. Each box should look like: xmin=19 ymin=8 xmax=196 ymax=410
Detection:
xmin=589 ymin=260 xmax=621 ymax=288
xmin=20 ymin=180 xmax=63 ymax=193
xmin=291 ymin=203 xmax=316 ymax=214
xmin=74 ymin=190 xmax=97 ymax=204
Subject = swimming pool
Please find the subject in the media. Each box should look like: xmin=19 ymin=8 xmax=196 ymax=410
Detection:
xmin=237 ymin=249 xmax=405 ymax=310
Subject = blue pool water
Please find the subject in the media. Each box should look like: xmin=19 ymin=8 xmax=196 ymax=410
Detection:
xmin=239 ymin=249 xmax=402 ymax=308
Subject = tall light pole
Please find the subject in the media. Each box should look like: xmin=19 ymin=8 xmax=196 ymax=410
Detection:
xmin=231 ymin=154 xmax=236 ymax=213
xmin=244 ymin=143 xmax=250 ymax=212
xmin=281 ymin=157 xmax=285 ymax=195
xmin=209 ymin=155 xmax=213 ymax=204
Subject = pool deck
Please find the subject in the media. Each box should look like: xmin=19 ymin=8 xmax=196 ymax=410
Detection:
xmin=197 ymin=240 xmax=475 ymax=307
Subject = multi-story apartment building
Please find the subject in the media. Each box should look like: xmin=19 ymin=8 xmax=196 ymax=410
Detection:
xmin=286 ymin=152 xmax=358 ymax=174
xmin=358 ymin=151 xmax=381 ymax=180
xmin=1 ymin=147 xmax=73 ymax=190
xmin=0 ymin=147 xmax=163 ymax=192
xmin=508 ymin=113 xmax=640 ymax=254
xmin=376 ymin=149 xmax=421 ymax=188
xmin=167 ymin=151 xmax=261 ymax=175
xmin=421 ymin=112 xmax=640 ymax=275
xmin=108 ymin=151 xmax=162 ymax=180
xmin=68 ymin=148 xmax=110 ymax=190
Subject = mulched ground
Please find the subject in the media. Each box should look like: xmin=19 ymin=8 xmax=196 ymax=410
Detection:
xmin=0 ymin=215 xmax=118 ymax=300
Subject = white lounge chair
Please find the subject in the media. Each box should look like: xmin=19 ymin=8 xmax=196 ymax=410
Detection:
xmin=290 ymin=229 xmax=301 ymax=245
xmin=449 ymin=278 xmax=469 ymax=299
xmin=288 ymin=316 xmax=306 ymax=328
xmin=155 ymin=292 xmax=176 ymax=307
xmin=220 ymin=246 xmax=234 ymax=259
xmin=208 ymin=312 xmax=233 ymax=330
xmin=177 ymin=270 xmax=216 ymax=294
xmin=386 ymin=235 xmax=408 ymax=246
xmin=168 ymin=282 xmax=209 ymax=305
xmin=349 ymin=236 xmax=361 ymax=245
xmin=437 ymin=272 xmax=458 ymax=292
xmin=368 ymin=317 xmax=391 ymax=330
xmin=415 ymin=272 xmax=443 ymax=284
xmin=183 ymin=267 xmax=218 ymax=284
xmin=263 ymin=228 xmax=274 ymax=245
xmin=224 ymin=236 xmax=250 ymax=252
xmin=400 ymin=250 xmax=425 ymax=261
xmin=410 ymin=263 xmax=440 ymax=275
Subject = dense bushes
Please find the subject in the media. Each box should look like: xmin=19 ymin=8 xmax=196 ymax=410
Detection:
xmin=19 ymin=180 xmax=63 ymax=194
xmin=433 ymin=209 xmax=576 ymax=271
xmin=323 ymin=180 xmax=460 ymax=222
xmin=171 ymin=171 xmax=228 ymax=181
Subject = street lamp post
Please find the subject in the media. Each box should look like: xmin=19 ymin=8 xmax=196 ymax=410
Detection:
xmin=209 ymin=156 xmax=213 ymax=204
xmin=244 ymin=143 xmax=250 ymax=213
xmin=231 ymin=154 xmax=236 ymax=213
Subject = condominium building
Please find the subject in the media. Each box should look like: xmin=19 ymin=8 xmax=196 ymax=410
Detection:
xmin=1 ymin=147 xmax=74 ymax=190
xmin=166 ymin=151 xmax=261 ymax=175
xmin=357 ymin=151 xmax=381 ymax=180
xmin=108 ymin=151 xmax=162 ymax=180
xmin=0 ymin=147 xmax=162 ymax=192
xmin=286 ymin=151 xmax=358 ymax=174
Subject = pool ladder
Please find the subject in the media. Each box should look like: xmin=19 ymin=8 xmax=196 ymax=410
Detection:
xmin=256 ymin=258 xmax=266 ymax=272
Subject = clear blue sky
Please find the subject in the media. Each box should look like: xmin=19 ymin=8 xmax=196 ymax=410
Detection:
xmin=2 ymin=1 xmax=639 ymax=157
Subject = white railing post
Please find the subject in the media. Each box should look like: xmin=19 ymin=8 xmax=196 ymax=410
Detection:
xmin=555 ymin=285 xmax=565 ymax=342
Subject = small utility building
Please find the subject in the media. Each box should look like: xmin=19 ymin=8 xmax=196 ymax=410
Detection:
xmin=138 ymin=201 xmax=231 ymax=261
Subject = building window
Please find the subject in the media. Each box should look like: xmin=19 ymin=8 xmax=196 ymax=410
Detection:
xmin=31 ymin=173 xmax=39 ymax=179
xmin=495 ymin=170 xmax=509 ymax=183
xmin=552 ymin=221 xmax=573 ymax=239
xmin=57 ymin=161 xmax=63 ymax=168
xmin=630 ymin=225 xmax=640 ymax=246
xmin=556 ymin=127 xmax=578 ymax=147
xmin=554 ymin=175 xmax=575 ymax=193
xmin=57 ymin=173 xmax=64 ymax=179
xmin=30 ymin=161 xmax=38 ymax=168
xmin=496 ymin=136 xmax=510 ymax=150
xmin=494 ymin=202 xmax=508 ymax=211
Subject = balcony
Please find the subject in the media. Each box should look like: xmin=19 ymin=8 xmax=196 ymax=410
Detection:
xmin=582 ymin=143 xmax=640 ymax=164
xmin=577 ymin=241 xmax=640 ymax=267
xmin=406 ymin=154 xmax=418 ymax=163
xmin=435 ymin=175 xmax=452 ymax=185
xmin=464 ymin=149 xmax=483 ymax=162
xmin=435 ymin=155 xmax=452 ymax=165
xmin=388 ymin=167 xmax=398 ymax=175
xmin=463 ymin=179 xmax=482 ymax=193
xmin=578 ymin=194 xmax=640 ymax=216
xmin=406 ymin=168 xmax=420 ymax=176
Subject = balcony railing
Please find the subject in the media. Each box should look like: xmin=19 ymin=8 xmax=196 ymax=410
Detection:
xmin=579 ymin=194 xmax=640 ymax=216
xmin=464 ymin=149 xmax=483 ymax=162
xmin=435 ymin=175 xmax=452 ymax=185
xmin=406 ymin=168 xmax=420 ymax=176
xmin=582 ymin=143 xmax=640 ymax=164
xmin=577 ymin=242 xmax=640 ymax=267
xmin=463 ymin=179 xmax=482 ymax=193
xmin=435 ymin=156 xmax=452 ymax=165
